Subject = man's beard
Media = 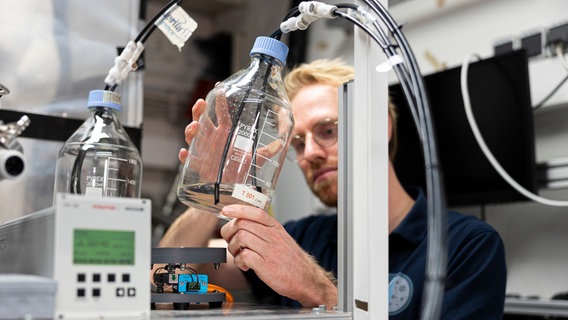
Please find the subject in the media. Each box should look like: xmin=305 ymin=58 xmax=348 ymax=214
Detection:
xmin=310 ymin=175 xmax=338 ymax=207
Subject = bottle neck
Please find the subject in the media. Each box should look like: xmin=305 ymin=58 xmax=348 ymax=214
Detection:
xmin=89 ymin=106 xmax=120 ymax=116
xmin=250 ymin=53 xmax=284 ymax=71
xmin=89 ymin=106 xmax=123 ymax=126
xmin=245 ymin=53 xmax=290 ymax=111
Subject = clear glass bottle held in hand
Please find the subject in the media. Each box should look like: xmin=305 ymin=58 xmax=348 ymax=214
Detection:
xmin=177 ymin=36 xmax=294 ymax=219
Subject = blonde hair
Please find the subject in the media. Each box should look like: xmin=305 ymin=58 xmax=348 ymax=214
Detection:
xmin=284 ymin=58 xmax=398 ymax=160
xmin=284 ymin=58 xmax=354 ymax=100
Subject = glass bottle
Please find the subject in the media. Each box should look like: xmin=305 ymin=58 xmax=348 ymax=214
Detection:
xmin=54 ymin=90 xmax=142 ymax=201
xmin=177 ymin=36 xmax=294 ymax=218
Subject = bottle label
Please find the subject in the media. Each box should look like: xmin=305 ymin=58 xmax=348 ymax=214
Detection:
xmin=85 ymin=188 xmax=102 ymax=196
xmin=155 ymin=4 xmax=198 ymax=51
xmin=232 ymin=184 xmax=268 ymax=208
xmin=234 ymin=122 xmax=256 ymax=152
xmin=85 ymin=176 xmax=103 ymax=196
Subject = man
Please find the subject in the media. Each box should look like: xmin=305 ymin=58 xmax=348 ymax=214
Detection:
xmin=159 ymin=59 xmax=507 ymax=318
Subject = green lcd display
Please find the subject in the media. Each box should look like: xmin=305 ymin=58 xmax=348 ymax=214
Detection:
xmin=73 ymin=229 xmax=135 ymax=265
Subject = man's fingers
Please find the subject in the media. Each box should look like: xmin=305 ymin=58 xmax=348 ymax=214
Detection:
xmin=192 ymin=99 xmax=217 ymax=135
xmin=232 ymin=246 xmax=264 ymax=272
xmin=224 ymin=225 xmax=267 ymax=273
xmin=232 ymin=250 xmax=250 ymax=272
xmin=184 ymin=122 xmax=199 ymax=146
xmin=215 ymin=89 xmax=232 ymax=128
xmin=255 ymin=139 xmax=285 ymax=166
xmin=220 ymin=205 xmax=276 ymax=227
xmin=179 ymin=148 xmax=189 ymax=164
xmin=192 ymin=99 xmax=207 ymax=121
xmin=226 ymin=229 xmax=252 ymax=257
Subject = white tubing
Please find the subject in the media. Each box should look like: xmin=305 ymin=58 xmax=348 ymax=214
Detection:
xmin=461 ymin=53 xmax=568 ymax=207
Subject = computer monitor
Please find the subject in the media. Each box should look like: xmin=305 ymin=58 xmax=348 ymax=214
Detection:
xmin=390 ymin=50 xmax=537 ymax=207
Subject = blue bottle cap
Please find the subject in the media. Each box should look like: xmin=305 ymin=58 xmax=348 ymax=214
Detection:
xmin=87 ymin=90 xmax=122 ymax=111
xmin=250 ymin=36 xmax=289 ymax=66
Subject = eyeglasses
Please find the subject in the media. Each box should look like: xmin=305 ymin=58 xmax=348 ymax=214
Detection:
xmin=287 ymin=118 xmax=338 ymax=162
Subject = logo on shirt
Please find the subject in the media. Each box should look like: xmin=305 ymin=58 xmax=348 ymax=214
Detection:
xmin=389 ymin=273 xmax=413 ymax=315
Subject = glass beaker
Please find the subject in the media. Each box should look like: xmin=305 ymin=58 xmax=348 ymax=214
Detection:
xmin=177 ymin=36 xmax=294 ymax=219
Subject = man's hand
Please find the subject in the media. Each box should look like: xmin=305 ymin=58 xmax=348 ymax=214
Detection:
xmin=179 ymin=97 xmax=286 ymax=185
xmin=219 ymin=204 xmax=338 ymax=308
xmin=179 ymin=97 xmax=233 ymax=182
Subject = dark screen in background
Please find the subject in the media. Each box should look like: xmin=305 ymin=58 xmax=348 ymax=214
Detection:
xmin=390 ymin=50 xmax=537 ymax=207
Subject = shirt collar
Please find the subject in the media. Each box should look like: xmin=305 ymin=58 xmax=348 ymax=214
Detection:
xmin=390 ymin=187 xmax=427 ymax=245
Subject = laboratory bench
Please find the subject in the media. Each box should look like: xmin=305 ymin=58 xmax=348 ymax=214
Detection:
xmin=151 ymin=302 xmax=352 ymax=319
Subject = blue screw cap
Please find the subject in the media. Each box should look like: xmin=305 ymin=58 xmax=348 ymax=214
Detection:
xmin=87 ymin=90 xmax=122 ymax=111
xmin=250 ymin=36 xmax=289 ymax=66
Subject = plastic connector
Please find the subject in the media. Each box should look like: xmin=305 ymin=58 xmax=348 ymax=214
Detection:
xmin=280 ymin=15 xmax=314 ymax=33
xmin=298 ymin=1 xmax=337 ymax=18
xmin=178 ymin=274 xmax=208 ymax=293
xmin=347 ymin=6 xmax=377 ymax=29
xmin=104 ymin=40 xmax=145 ymax=88
xmin=0 ymin=115 xmax=30 ymax=151
xmin=280 ymin=1 xmax=337 ymax=33
xmin=128 ymin=43 xmax=145 ymax=71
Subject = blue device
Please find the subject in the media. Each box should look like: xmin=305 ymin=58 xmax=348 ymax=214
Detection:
xmin=178 ymin=274 xmax=208 ymax=293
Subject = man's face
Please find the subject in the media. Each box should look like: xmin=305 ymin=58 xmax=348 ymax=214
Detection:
xmin=290 ymin=84 xmax=339 ymax=207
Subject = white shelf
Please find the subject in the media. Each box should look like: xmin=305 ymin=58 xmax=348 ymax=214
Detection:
xmin=505 ymin=298 xmax=568 ymax=317
xmin=537 ymin=158 xmax=568 ymax=189
xmin=530 ymin=57 xmax=568 ymax=110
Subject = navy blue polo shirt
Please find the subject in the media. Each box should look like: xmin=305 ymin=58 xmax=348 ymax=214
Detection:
xmin=245 ymin=188 xmax=506 ymax=319
xmin=389 ymin=188 xmax=506 ymax=319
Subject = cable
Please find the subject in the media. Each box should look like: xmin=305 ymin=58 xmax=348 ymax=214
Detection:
xmin=334 ymin=7 xmax=419 ymax=131
xmin=279 ymin=2 xmax=448 ymax=319
xmin=211 ymin=50 xmax=277 ymax=203
xmin=184 ymin=266 xmax=199 ymax=277
xmin=271 ymin=6 xmax=301 ymax=39
xmin=136 ymin=0 xmax=186 ymax=44
xmin=353 ymin=3 xmax=448 ymax=319
xmin=555 ymin=44 xmax=568 ymax=71
xmin=208 ymin=284 xmax=234 ymax=302
xmin=69 ymin=108 xmax=106 ymax=194
xmin=461 ymin=53 xmax=568 ymax=207
xmin=533 ymin=74 xmax=568 ymax=110
xmin=103 ymin=0 xmax=188 ymax=91
xmin=249 ymin=60 xmax=274 ymax=192
xmin=533 ymin=44 xmax=568 ymax=110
